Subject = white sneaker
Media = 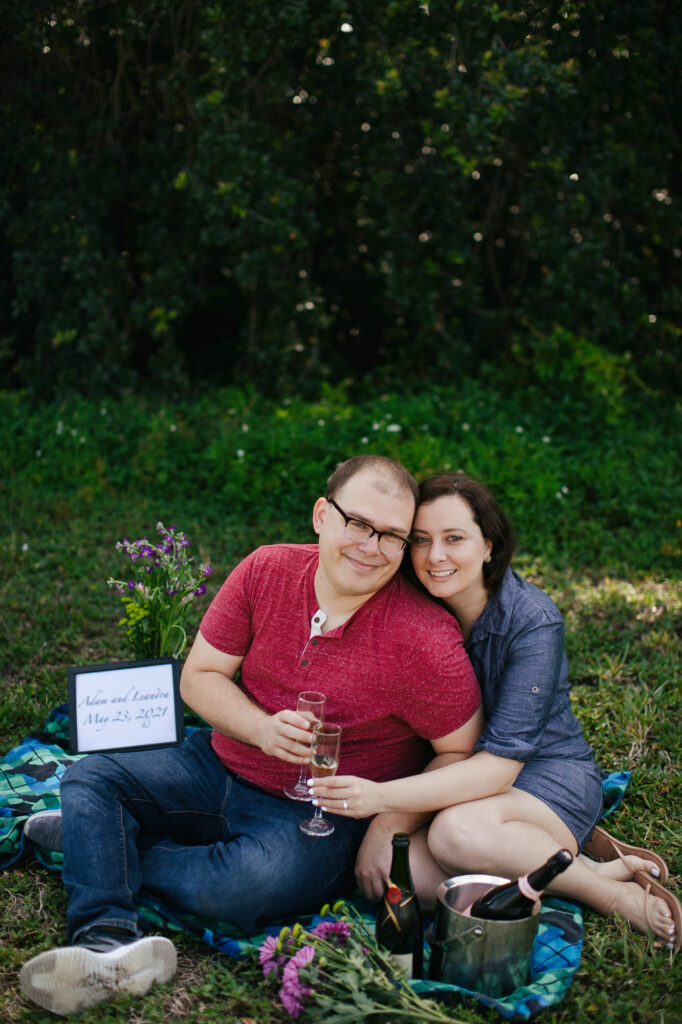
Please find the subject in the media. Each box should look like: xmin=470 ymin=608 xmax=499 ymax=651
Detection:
xmin=19 ymin=935 xmax=177 ymax=1016
xmin=24 ymin=809 xmax=63 ymax=852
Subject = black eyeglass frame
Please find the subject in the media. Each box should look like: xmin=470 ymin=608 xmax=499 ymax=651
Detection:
xmin=326 ymin=497 xmax=409 ymax=556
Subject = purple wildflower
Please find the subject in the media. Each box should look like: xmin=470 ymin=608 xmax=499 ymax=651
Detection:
xmin=311 ymin=920 xmax=351 ymax=945
xmin=280 ymin=987 xmax=305 ymax=1018
xmin=202 ymin=565 xmax=212 ymax=576
xmin=259 ymin=934 xmax=284 ymax=978
xmin=280 ymin=945 xmax=315 ymax=1018
xmin=194 ymin=584 xmax=207 ymax=596
xmin=127 ymin=580 xmax=136 ymax=589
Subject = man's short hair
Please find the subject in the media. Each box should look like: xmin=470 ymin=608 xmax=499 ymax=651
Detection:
xmin=326 ymin=455 xmax=418 ymax=506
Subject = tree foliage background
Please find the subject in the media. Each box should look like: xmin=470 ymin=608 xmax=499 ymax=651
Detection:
xmin=2 ymin=0 xmax=679 ymax=399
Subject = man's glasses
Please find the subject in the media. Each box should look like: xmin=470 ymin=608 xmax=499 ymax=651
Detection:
xmin=326 ymin=498 xmax=408 ymax=556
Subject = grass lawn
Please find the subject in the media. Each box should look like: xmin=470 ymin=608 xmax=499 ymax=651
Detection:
xmin=1 ymin=382 xmax=680 ymax=1022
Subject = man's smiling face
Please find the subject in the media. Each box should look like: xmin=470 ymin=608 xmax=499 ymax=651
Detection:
xmin=313 ymin=469 xmax=415 ymax=601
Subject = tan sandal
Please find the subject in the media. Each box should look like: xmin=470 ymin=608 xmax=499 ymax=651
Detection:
xmin=633 ymin=870 xmax=681 ymax=953
xmin=583 ymin=825 xmax=669 ymax=884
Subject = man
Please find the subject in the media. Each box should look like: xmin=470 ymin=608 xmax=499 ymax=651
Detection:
xmin=20 ymin=454 xmax=482 ymax=1015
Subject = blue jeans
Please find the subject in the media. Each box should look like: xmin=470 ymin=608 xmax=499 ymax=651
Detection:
xmin=60 ymin=729 xmax=368 ymax=943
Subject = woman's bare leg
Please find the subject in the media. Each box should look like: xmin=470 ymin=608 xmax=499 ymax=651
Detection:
xmin=427 ymin=791 xmax=676 ymax=946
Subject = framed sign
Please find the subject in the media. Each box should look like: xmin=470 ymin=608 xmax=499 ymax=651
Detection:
xmin=67 ymin=658 xmax=184 ymax=755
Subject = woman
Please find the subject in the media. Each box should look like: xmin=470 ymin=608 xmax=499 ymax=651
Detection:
xmin=310 ymin=473 xmax=680 ymax=950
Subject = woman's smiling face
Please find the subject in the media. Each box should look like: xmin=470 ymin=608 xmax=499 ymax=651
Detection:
xmin=410 ymin=494 xmax=492 ymax=611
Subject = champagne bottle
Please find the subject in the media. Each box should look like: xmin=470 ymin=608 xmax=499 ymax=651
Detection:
xmin=375 ymin=833 xmax=423 ymax=979
xmin=465 ymin=849 xmax=574 ymax=921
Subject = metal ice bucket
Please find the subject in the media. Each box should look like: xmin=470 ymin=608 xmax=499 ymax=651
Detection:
xmin=427 ymin=874 xmax=539 ymax=998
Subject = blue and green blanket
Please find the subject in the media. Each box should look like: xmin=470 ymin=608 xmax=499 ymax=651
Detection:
xmin=1 ymin=704 xmax=630 ymax=1021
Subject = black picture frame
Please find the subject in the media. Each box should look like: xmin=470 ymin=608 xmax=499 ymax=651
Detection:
xmin=67 ymin=658 xmax=184 ymax=755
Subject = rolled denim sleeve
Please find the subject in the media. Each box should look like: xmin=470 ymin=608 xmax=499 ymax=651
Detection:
xmin=474 ymin=616 xmax=566 ymax=761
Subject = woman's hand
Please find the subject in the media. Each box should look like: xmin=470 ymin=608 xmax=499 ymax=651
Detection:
xmin=307 ymin=775 xmax=386 ymax=818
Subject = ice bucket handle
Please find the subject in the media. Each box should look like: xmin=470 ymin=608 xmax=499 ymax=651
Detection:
xmin=429 ymin=923 xmax=485 ymax=950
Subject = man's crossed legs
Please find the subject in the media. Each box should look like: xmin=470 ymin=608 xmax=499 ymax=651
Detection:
xmin=21 ymin=729 xmax=367 ymax=1015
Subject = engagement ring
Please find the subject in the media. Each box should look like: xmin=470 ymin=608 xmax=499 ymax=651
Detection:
xmin=342 ymin=798 xmax=348 ymax=810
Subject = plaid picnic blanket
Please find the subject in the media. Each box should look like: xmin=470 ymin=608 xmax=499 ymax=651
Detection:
xmin=2 ymin=704 xmax=631 ymax=1021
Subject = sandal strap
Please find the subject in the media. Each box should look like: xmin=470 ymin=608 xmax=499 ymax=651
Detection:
xmin=639 ymin=878 xmax=655 ymax=936
xmin=633 ymin=870 xmax=681 ymax=953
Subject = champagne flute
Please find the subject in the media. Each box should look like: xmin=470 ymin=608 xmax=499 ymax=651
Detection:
xmin=283 ymin=691 xmax=326 ymax=800
xmin=299 ymin=723 xmax=342 ymax=837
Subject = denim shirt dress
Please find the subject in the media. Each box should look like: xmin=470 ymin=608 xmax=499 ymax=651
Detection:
xmin=466 ymin=568 xmax=603 ymax=847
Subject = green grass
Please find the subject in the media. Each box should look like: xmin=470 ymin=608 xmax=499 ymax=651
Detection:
xmin=1 ymin=380 xmax=680 ymax=1022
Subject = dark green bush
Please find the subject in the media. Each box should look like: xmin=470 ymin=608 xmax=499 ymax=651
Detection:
xmin=1 ymin=1 xmax=679 ymax=398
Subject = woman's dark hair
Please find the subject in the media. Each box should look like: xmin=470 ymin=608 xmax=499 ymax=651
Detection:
xmin=415 ymin=473 xmax=515 ymax=591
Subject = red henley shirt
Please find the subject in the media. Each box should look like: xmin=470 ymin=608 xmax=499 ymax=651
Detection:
xmin=200 ymin=543 xmax=481 ymax=794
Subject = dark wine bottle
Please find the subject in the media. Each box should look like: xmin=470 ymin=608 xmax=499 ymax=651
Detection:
xmin=375 ymin=833 xmax=423 ymax=979
xmin=465 ymin=849 xmax=574 ymax=921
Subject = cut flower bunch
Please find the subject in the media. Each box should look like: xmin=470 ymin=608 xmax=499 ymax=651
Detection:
xmin=107 ymin=521 xmax=211 ymax=659
xmin=259 ymin=901 xmax=465 ymax=1023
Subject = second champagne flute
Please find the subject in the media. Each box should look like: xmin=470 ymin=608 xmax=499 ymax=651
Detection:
xmin=283 ymin=690 xmax=326 ymax=800
xmin=299 ymin=723 xmax=342 ymax=837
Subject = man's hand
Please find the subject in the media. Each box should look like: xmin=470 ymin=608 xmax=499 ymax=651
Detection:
xmin=254 ymin=710 xmax=314 ymax=764
xmin=353 ymin=812 xmax=432 ymax=901
xmin=354 ymin=820 xmax=394 ymax=901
